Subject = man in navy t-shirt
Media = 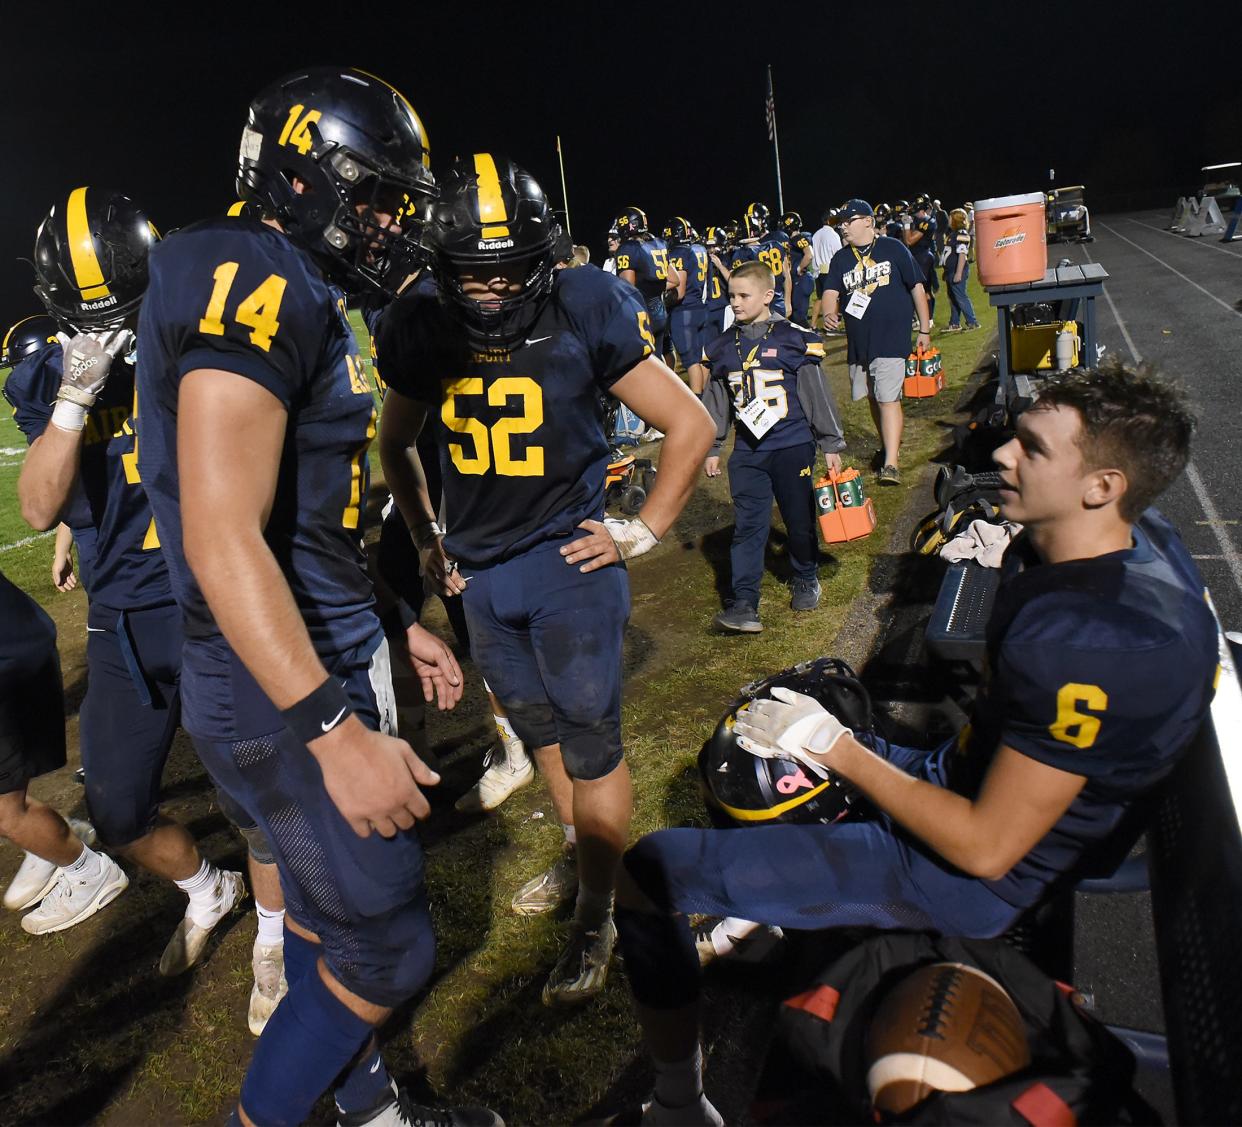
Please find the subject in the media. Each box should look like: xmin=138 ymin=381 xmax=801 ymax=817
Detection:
xmin=611 ymin=362 xmax=1217 ymax=1125
xmin=822 ymin=199 xmax=930 ymax=487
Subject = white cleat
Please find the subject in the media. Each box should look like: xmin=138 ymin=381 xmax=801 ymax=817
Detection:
xmin=248 ymin=939 xmax=289 ymax=1035
xmin=20 ymin=851 xmax=128 ymax=935
xmin=454 ymin=737 xmax=535 ymax=813
xmin=4 ymin=819 xmax=97 ymax=911
xmin=541 ymin=914 xmax=617 ymax=1006
xmin=692 ymin=916 xmax=784 ymax=967
xmin=159 ymin=869 xmax=246 ymax=976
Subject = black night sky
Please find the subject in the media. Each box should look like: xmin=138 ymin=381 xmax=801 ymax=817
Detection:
xmin=2 ymin=1 xmax=1234 ymax=320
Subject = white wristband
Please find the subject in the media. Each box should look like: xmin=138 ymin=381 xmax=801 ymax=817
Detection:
xmin=602 ymin=516 xmax=659 ymax=561
xmin=51 ymin=399 xmax=88 ymax=432
xmin=411 ymin=521 xmax=444 ymax=549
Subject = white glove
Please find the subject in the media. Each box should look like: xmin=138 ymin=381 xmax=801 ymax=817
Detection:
xmin=733 ymin=687 xmax=852 ymax=775
xmin=602 ymin=516 xmax=659 ymax=561
xmin=51 ymin=328 xmax=134 ymax=431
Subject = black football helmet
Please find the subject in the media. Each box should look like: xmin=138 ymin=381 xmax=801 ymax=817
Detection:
xmin=874 ymin=203 xmax=893 ymax=224
xmin=236 ymin=66 xmax=436 ymax=293
xmin=913 ymin=194 xmax=933 ymax=213
xmin=663 ymin=216 xmax=694 ymax=243
xmin=894 ymin=199 xmax=910 ymax=215
xmin=742 ymin=201 xmax=770 ymax=239
xmin=699 ymin=657 xmax=871 ymax=828
xmin=723 ymin=218 xmax=741 ymax=245
xmin=614 ymin=206 xmax=648 ymax=239
xmin=430 ymin=153 xmax=562 ymax=349
xmin=2 ymin=314 xmax=59 ymax=367
xmin=31 ymin=188 xmax=157 ymax=333
xmin=780 ymin=210 xmax=803 ymax=235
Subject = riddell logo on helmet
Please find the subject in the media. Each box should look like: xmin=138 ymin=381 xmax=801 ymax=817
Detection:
xmin=478 ymin=238 xmax=515 ymax=250
xmin=993 ymin=228 xmax=1027 ymax=250
xmin=80 ymin=295 xmax=119 ymax=311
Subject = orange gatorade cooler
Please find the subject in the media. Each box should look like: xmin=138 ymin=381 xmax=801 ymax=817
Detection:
xmin=974 ymin=192 xmax=1047 ymax=287
xmin=814 ymin=468 xmax=878 ymax=544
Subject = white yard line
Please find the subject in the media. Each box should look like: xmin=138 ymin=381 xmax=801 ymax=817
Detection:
xmin=1120 ymin=215 xmax=1242 ymax=258
xmin=1085 ymin=245 xmax=1242 ymax=599
xmin=1097 ymin=222 xmax=1242 ymax=317
xmin=0 ymin=529 xmax=54 ymax=554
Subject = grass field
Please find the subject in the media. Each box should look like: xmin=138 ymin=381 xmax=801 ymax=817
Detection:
xmin=0 ymin=270 xmax=995 ymax=1123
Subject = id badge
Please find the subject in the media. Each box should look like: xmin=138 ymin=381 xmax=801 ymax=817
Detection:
xmin=737 ymin=396 xmax=779 ymax=439
xmin=845 ymin=290 xmax=871 ymax=319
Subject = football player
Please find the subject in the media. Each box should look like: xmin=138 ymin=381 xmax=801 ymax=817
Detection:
xmin=701 ymin=260 xmax=845 ymax=634
xmin=0 ymin=564 xmax=125 ymax=931
xmin=663 ymin=217 xmax=709 ymax=392
xmin=614 ymin=206 xmax=675 ymax=359
xmin=700 ymin=227 xmax=731 ymax=352
xmin=779 ymin=211 xmax=815 ymax=324
xmin=9 ymin=189 xmax=247 ymax=956
xmin=728 ymin=202 xmax=793 ymax=318
xmin=613 ymin=363 xmax=1217 ymax=1125
xmin=905 ymin=194 xmax=939 ymax=325
xmin=134 ymin=67 xmax=495 ymax=1126
xmin=376 ymin=154 xmax=714 ymax=1007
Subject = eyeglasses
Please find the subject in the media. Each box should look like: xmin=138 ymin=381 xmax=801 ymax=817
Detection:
xmin=845 ymin=215 xmax=871 ymax=223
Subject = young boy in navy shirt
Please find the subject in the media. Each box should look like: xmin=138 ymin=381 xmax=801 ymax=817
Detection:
xmin=701 ymin=261 xmax=846 ymax=633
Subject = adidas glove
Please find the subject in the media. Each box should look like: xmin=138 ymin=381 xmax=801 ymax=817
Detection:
xmin=733 ymin=686 xmax=852 ymax=775
xmin=51 ymin=328 xmax=134 ymax=432
xmin=602 ymin=516 xmax=659 ymax=561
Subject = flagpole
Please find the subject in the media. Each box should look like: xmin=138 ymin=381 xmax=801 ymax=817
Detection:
xmin=556 ymin=135 xmax=572 ymax=237
xmin=767 ymin=66 xmax=785 ymax=215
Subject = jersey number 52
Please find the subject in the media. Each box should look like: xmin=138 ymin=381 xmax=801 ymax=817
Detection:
xmin=442 ymin=377 xmax=544 ymax=477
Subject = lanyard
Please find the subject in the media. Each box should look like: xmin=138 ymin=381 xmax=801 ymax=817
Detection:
xmin=732 ymin=320 xmax=777 ymax=403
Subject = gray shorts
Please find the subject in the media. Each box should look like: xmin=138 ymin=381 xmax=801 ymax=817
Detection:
xmin=849 ymin=357 xmax=906 ymax=403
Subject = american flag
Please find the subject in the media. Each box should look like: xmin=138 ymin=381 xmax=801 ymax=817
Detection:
xmin=765 ymin=68 xmax=776 ymax=142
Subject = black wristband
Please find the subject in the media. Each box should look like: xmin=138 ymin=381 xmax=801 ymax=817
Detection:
xmin=281 ymin=677 xmax=353 ymax=744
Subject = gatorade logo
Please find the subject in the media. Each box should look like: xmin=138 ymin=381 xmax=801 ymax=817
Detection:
xmin=994 ymin=228 xmax=1027 ymax=250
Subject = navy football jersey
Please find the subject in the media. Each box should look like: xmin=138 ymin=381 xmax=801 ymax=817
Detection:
xmin=702 ymin=317 xmax=825 ymax=452
xmin=668 ymin=242 xmax=708 ymax=305
xmin=3 ymin=341 xmax=170 ymax=609
xmin=616 ymin=236 xmax=671 ymax=329
xmin=731 ymin=236 xmax=790 ymax=316
xmin=136 ymin=217 xmax=379 ymax=739
xmin=704 ymin=252 xmax=729 ymax=312
xmin=935 ymin=509 xmax=1218 ymax=907
xmin=375 ymin=267 xmax=653 ymax=568
xmin=909 ymin=214 xmax=937 ymax=270
xmin=788 ymin=230 xmax=814 ymax=277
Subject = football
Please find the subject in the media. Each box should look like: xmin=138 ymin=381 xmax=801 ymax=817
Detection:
xmin=864 ymin=961 xmax=1032 ymax=1115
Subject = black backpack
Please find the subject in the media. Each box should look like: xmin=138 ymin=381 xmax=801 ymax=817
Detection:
xmin=774 ymin=932 xmax=1145 ymax=1125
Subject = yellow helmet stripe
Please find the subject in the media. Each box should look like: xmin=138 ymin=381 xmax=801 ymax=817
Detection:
xmin=473 ymin=153 xmax=509 ymax=235
xmin=227 ymin=201 xmax=247 ymax=217
xmin=352 ymin=67 xmax=432 ymax=170
xmin=66 ymin=187 xmax=110 ymax=301
xmin=2 ymin=316 xmax=34 ymax=353
xmin=714 ymin=777 xmax=837 ymax=823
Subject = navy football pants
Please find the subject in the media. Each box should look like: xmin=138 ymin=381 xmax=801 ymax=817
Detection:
xmin=727 ymin=440 xmax=819 ymax=609
xmin=461 ymin=536 xmax=629 ymax=781
xmin=79 ymin=601 xmax=182 ymax=846
xmin=191 ymin=634 xmax=433 ymax=1007
xmin=618 ymin=737 xmax=1021 ymax=1009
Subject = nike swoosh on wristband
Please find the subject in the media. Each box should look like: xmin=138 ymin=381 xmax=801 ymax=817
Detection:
xmin=525 ymin=335 xmax=552 ymax=345
xmin=321 ymin=706 xmax=348 ymax=733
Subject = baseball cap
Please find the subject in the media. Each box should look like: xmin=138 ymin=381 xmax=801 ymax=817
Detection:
xmin=837 ymin=199 xmax=874 ymax=219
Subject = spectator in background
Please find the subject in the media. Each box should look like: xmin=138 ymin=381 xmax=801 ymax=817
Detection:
xmin=602 ymin=227 xmax=620 ymax=275
xmin=810 ymin=208 xmax=842 ymax=330
xmin=823 ymin=199 xmax=930 ymax=487
xmin=572 ymin=245 xmax=591 ymax=267
xmin=942 ymin=208 xmax=981 ymax=333
xmin=905 ymin=195 xmax=938 ymax=326
xmin=934 ymin=198 xmax=950 ymax=259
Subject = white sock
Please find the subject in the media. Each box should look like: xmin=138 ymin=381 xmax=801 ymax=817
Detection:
xmin=64 ymin=844 xmax=104 ymax=880
xmin=562 ymin=823 xmax=577 ymax=847
xmin=574 ymin=884 xmax=613 ymax=928
xmin=494 ymin=713 xmax=517 ymax=742
xmin=175 ymin=859 xmax=224 ymax=923
xmin=711 ymin=916 xmax=761 ymax=956
xmin=653 ymin=1044 xmax=703 ymax=1111
xmin=255 ymin=903 xmax=285 ymax=947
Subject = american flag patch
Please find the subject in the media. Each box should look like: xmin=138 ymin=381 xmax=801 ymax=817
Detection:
xmin=763 ymin=348 xmax=778 ymax=357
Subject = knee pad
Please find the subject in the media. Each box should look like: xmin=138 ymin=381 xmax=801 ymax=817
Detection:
xmin=240 ymin=823 xmax=277 ymax=866
xmin=324 ymin=901 xmax=436 ymax=1008
xmin=614 ymin=904 xmax=699 ymax=1009
xmin=559 ymin=722 xmax=624 ymax=781
xmin=502 ymin=700 xmax=558 ymax=752
xmin=84 ymin=776 xmax=156 ymax=848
